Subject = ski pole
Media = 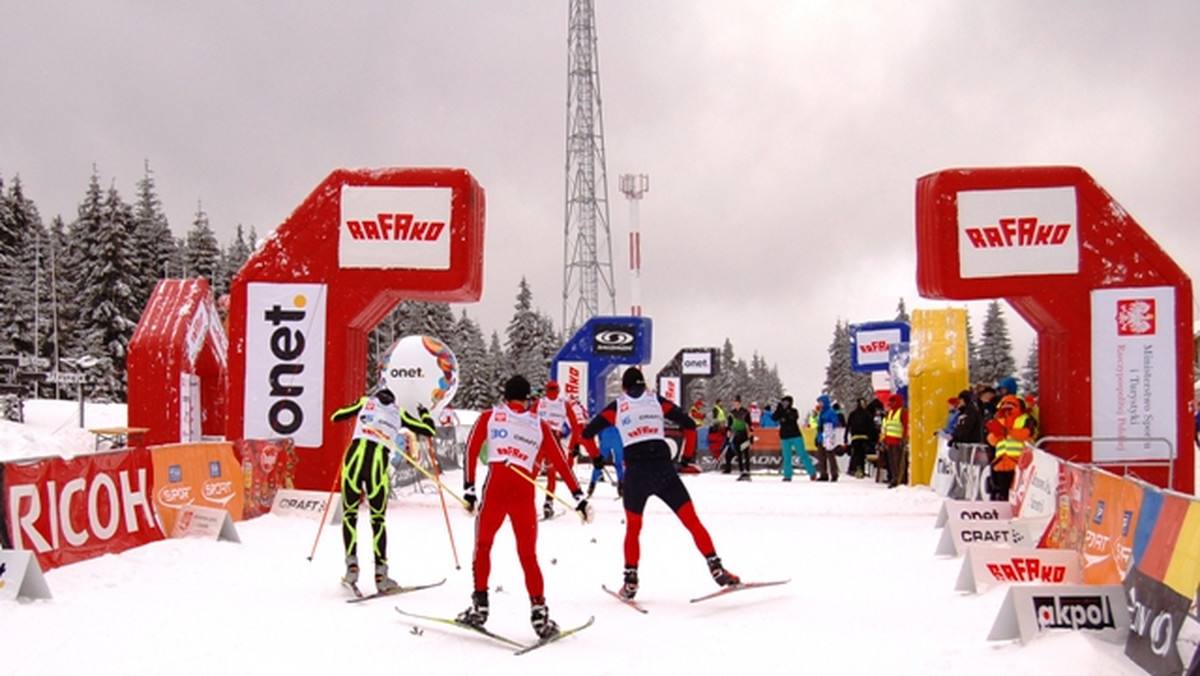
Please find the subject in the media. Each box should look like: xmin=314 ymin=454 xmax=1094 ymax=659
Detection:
xmin=424 ymin=437 xmax=462 ymax=570
xmin=389 ymin=440 xmax=471 ymax=509
xmin=503 ymin=461 xmax=591 ymax=523
xmin=307 ymin=462 xmax=342 ymax=561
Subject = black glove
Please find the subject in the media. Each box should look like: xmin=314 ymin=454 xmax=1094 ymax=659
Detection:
xmin=592 ymin=455 xmax=605 ymax=470
xmin=463 ymin=483 xmax=477 ymax=513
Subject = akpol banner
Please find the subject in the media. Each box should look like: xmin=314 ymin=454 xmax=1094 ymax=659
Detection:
xmin=381 ymin=335 xmax=459 ymax=416
xmin=1090 ymin=286 xmax=1177 ymax=462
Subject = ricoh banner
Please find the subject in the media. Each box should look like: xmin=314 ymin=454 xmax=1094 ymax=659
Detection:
xmin=1090 ymin=286 xmax=1177 ymax=461
xmin=339 ymin=185 xmax=452 ymax=270
xmin=243 ymin=283 xmax=328 ymax=448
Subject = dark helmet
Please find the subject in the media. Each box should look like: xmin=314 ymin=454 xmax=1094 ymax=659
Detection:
xmin=375 ymin=388 xmax=396 ymax=406
xmin=503 ymin=375 xmax=532 ymax=402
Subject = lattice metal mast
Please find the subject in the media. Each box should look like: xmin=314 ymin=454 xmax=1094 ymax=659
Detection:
xmin=563 ymin=0 xmax=616 ymax=337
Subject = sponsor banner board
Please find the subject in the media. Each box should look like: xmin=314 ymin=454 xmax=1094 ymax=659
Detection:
xmin=1123 ymin=566 xmax=1194 ymax=674
xmin=170 ymin=504 xmax=240 ymax=542
xmin=957 ymin=186 xmax=1079 ymax=279
xmin=151 ymin=442 xmax=244 ymax=536
xmin=936 ymin=517 xmax=1044 ymax=557
xmin=2 ymin=449 xmax=163 ymax=571
xmin=338 ymin=185 xmax=453 ymax=270
xmin=0 ymin=549 xmax=52 ymax=601
xmin=935 ymin=499 xmax=1013 ymax=529
xmin=243 ymin=282 xmax=327 ymax=448
xmin=271 ymin=489 xmax=340 ymax=524
xmin=956 ymin=545 xmax=1081 ymax=594
xmin=1090 ymin=286 xmax=1178 ymax=461
xmin=1010 ymin=447 xmax=1060 ymax=520
xmin=988 ymin=584 xmax=1129 ymax=644
xmin=1082 ymin=469 xmax=1143 ymax=585
xmin=556 ymin=361 xmax=589 ymax=405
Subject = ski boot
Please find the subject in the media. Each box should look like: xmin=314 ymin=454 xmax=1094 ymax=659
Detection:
xmin=616 ymin=480 xmax=624 ymax=498
xmin=530 ymin=597 xmax=559 ymax=639
xmin=455 ymin=590 xmax=489 ymax=627
xmin=343 ymin=555 xmax=359 ymax=586
xmin=374 ymin=562 xmax=400 ymax=594
xmin=706 ymin=554 xmax=740 ymax=587
xmin=586 ymin=480 xmax=596 ymax=498
xmin=542 ymin=498 xmax=555 ymax=520
xmin=619 ymin=565 xmax=639 ymax=600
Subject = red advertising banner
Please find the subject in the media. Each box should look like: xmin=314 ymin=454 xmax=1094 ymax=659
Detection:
xmin=151 ymin=442 xmax=244 ymax=535
xmin=234 ymin=438 xmax=297 ymax=519
xmin=2 ymin=449 xmax=164 ymax=571
xmin=1039 ymin=463 xmax=1090 ymax=551
xmin=1136 ymin=492 xmax=1190 ymax=583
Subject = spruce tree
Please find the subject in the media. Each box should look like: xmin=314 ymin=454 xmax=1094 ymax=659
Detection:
xmin=1020 ymin=342 xmax=1039 ymax=396
xmin=0 ymin=177 xmax=45 ymax=357
xmin=130 ymin=162 xmax=175 ymax=310
xmin=505 ymin=278 xmax=554 ymax=385
xmin=976 ymin=300 xmax=1017 ymax=386
xmin=184 ymin=203 xmax=220 ymax=284
xmin=487 ymin=330 xmax=506 ymax=401
xmin=452 ymin=309 xmax=493 ymax=409
xmin=966 ymin=310 xmax=980 ymax=384
xmin=70 ymin=178 xmax=140 ymax=401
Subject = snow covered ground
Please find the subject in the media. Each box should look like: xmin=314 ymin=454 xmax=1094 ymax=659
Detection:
xmin=0 ymin=400 xmax=1184 ymax=675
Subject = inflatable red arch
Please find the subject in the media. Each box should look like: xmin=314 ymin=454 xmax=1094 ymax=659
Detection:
xmin=916 ymin=166 xmax=1193 ymax=493
xmin=224 ymin=168 xmax=485 ymax=491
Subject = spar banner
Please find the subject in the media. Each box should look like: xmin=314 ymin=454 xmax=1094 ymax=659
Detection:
xmin=1039 ymin=463 xmax=1090 ymax=551
xmin=1123 ymin=566 xmax=1197 ymax=676
xmin=151 ymin=442 xmax=244 ymax=536
xmin=1090 ymin=286 xmax=1178 ymax=462
xmin=1011 ymin=446 xmax=1061 ymax=521
xmin=2 ymin=449 xmax=163 ymax=571
xmin=1083 ymin=469 xmax=1144 ymax=585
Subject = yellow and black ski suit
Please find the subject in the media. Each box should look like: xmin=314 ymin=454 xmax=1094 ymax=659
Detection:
xmin=330 ymin=394 xmax=436 ymax=565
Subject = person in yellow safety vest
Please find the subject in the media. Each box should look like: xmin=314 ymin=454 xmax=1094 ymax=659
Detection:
xmin=708 ymin=400 xmax=728 ymax=465
xmin=880 ymin=394 xmax=907 ymax=488
xmin=986 ymin=394 xmax=1034 ymax=501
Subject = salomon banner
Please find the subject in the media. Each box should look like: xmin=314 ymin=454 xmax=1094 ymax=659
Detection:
xmin=2 ymin=449 xmax=163 ymax=571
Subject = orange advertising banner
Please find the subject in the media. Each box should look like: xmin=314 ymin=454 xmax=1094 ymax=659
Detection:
xmin=151 ymin=442 xmax=244 ymax=535
xmin=1082 ymin=470 xmax=1143 ymax=584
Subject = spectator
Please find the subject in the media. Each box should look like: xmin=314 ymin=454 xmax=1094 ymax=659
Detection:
xmin=997 ymin=377 xmax=1019 ymax=399
xmin=748 ymin=401 xmax=763 ymax=428
xmin=986 ymin=394 xmax=1035 ymax=501
xmin=815 ymin=394 xmax=840 ymax=482
xmin=707 ymin=399 xmax=728 ymax=467
xmin=688 ymin=398 xmax=706 ymax=426
xmin=845 ymin=398 xmax=875 ymax=479
xmin=774 ymin=395 xmax=817 ymax=482
xmin=949 ymin=390 xmax=984 ymax=446
xmin=881 ymin=393 xmax=908 ymax=488
xmin=939 ymin=397 xmax=961 ymax=437
xmin=725 ymin=396 xmax=753 ymax=481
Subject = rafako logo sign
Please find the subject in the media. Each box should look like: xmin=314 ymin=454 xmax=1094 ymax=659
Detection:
xmin=339 ymin=185 xmax=452 ymax=270
xmin=956 ymin=186 xmax=1079 ymax=279
xmin=593 ymin=324 xmax=636 ymax=355
xmin=244 ymin=283 xmax=327 ymax=447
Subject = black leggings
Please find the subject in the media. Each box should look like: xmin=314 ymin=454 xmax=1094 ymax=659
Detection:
xmin=341 ymin=438 xmax=390 ymax=564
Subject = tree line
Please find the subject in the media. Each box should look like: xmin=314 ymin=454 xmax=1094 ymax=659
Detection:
xmin=0 ymin=167 xmax=789 ymax=412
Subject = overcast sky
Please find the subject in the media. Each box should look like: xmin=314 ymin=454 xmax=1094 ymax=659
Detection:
xmin=3 ymin=1 xmax=1197 ymax=400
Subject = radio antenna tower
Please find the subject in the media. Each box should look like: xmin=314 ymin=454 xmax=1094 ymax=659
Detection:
xmin=562 ymin=0 xmax=616 ymax=337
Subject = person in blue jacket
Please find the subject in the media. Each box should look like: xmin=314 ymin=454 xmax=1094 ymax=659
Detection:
xmin=588 ymin=425 xmax=626 ymax=498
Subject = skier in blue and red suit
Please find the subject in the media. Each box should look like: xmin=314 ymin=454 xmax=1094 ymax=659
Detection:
xmin=581 ymin=366 xmax=740 ymax=600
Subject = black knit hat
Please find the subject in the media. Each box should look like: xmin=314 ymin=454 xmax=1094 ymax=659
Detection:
xmin=503 ymin=375 xmax=531 ymax=401
xmin=621 ymin=367 xmax=646 ymax=389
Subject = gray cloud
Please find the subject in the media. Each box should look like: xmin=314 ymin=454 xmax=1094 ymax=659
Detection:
xmin=3 ymin=1 xmax=1197 ymax=398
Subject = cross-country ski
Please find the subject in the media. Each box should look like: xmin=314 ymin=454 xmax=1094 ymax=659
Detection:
xmin=395 ymin=608 xmax=526 ymax=649
xmin=513 ymin=616 xmax=595 ymax=655
xmin=346 ymin=578 xmax=446 ymax=603
xmin=601 ymin=583 xmax=648 ymax=613
xmin=689 ymin=579 xmax=792 ymax=603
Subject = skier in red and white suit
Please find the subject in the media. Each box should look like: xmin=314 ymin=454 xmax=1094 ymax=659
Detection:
xmin=531 ymin=380 xmax=589 ymax=519
xmin=457 ymin=375 xmax=595 ymax=639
